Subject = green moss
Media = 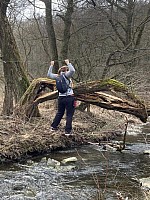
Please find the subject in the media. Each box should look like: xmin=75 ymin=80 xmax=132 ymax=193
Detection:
xmin=99 ymin=79 xmax=127 ymax=91
xmin=100 ymin=79 xmax=145 ymax=105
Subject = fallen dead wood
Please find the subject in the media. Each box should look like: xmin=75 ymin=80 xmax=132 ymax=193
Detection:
xmin=75 ymin=92 xmax=147 ymax=123
xmin=14 ymin=78 xmax=148 ymax=122
xmin=14 ymin=78 xmax=55 ymax=120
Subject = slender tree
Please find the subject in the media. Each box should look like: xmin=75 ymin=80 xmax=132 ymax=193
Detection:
xmin=40 ymin=0 xmax=59 ymax=72
xmin=59 ymin=0 xmax=74 ymax=60
xmin=40 ymin=0 xmax=74 ymax=67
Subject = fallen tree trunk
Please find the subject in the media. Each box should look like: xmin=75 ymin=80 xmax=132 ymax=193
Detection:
xmin=15 ymin=78 xmax=148 ymax=122
xmin=14 ymin=78 xmax=55 ymax=120
xmin=76 ymin=92 xmax=147 ymax=123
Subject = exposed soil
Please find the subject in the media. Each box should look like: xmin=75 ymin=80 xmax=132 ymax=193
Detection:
xmin=0 ymin=100 xmax=142 ymax=164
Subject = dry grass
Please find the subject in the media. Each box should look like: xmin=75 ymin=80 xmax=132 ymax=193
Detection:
xmin=0 ymin=84 xmax=142 ymax=164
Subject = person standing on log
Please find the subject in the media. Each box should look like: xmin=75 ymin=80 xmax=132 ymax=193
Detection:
xmin=47 ymin=59 xmax=75 ymax=135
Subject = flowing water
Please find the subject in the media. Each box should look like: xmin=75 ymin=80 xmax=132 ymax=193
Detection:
xmin=0 ymin=121 xmax=150 ymax=200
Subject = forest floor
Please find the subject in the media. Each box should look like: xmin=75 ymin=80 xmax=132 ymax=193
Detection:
xmin=0 ymin=98 xmax=143 ymax=164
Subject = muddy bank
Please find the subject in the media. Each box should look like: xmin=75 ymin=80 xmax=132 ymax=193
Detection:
xmin=0 ymin=102 xmax=138 ymax=164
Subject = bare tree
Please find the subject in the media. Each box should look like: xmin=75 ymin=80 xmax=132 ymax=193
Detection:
xmin=39 ymin=0 xmax=74 ymax=68
xmin=0 ymin=0 xmax=30 ymax=115
xmin=100 ymin=0 xmax=150 ymax=78
xmin=58 ymin=0 xmax=74 ymax=60
xmin=39 ymin=0 xmax=59 ymax=72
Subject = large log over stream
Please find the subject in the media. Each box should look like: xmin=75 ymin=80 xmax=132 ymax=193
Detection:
xmin=15 ymin=78 xmax=148 ymax=122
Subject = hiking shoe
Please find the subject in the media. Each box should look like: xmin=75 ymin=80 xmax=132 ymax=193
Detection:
xmin=64 ymin=131 xmax=72 ymax=136
xmin=51 ymin=127 xmax=58 ymax=131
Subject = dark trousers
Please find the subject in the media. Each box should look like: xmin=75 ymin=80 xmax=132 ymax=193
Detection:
xmin=51 ymin=96 xmax=75 ymax=133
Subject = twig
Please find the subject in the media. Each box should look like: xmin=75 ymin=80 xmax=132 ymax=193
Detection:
xmin=122 ymin=117 xmax=128 ymax=150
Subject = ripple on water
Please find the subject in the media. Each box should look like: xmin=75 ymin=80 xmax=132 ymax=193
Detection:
xmin=0 ymin=124 xmax=150 ymax=200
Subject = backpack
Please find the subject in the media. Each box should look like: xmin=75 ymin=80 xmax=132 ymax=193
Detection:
xmin=56 ymin=74 xmax=70 ymax=93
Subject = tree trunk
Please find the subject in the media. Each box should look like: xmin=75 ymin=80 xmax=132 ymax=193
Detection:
xmin=40 ymin=0 xmax=59 ymax=72
xmin=40 ymin=0 xmax=74 ymax=70
xmin=60 ymin=0 xmax=74 ymax=60
xmin=0 ymin=0 xmax=35 ymax=115
xmin=15 ymin=78 xmax=148 ymax=123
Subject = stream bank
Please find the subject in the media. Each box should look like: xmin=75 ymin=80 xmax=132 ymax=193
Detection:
xmin=0 ymin=102 xmax=130 ymax=164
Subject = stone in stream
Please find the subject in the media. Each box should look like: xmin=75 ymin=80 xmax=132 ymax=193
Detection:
xmin=61 ymin=156 xmax=78 ymax=164
xmin=139 ymin=177 xmax=150 ymax=189
xmin=47 ymin=158 xmax=60 ymax=167
xmin=46 ymin=157 xmax=77 ymax=172
xmin=139 ymin=177 xmax=150 ymax=199
xmin=143 ymin=150 xmax=150 ymax=155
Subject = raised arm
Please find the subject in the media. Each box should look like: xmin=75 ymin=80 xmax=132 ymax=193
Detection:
xmin=64 ymin=59 xmax=75 ymax=78
xmin=47 ymin=61 xmax=58 ymax=80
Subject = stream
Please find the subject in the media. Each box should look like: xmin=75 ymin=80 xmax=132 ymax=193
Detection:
xmin=0 ymin=121 xmax=150 ymax=200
